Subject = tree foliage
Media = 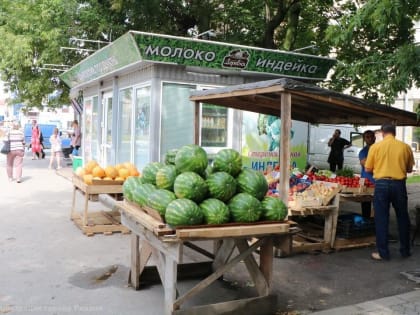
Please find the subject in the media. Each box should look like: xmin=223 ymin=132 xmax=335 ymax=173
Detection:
xmin=326 ymin=0 xmax=420 ymax=105
xmin=0 ymin=0 xmax=419 ymax=108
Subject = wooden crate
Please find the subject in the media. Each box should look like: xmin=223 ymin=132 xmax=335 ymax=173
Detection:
xmin=71 ymin=210 xmax=130 ymax=236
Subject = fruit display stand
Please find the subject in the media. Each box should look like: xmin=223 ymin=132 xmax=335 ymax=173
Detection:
xmin=70 ymin=174 xmax=130 ymax=236
xmin=117 ymin=200 xmax=293 ymax=315
xmin=333 ymin=187 xmax=376 ymax=250
xmin=288 ymin=187 xmax=340 ymax=254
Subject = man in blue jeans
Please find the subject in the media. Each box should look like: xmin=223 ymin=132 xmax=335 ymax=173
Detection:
xmin=365 ymin=123 xmax=415 ymax=261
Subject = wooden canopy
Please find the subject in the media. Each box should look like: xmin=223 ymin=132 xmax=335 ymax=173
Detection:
xmin=190 ymin=78 xmax=419 ymax=126
xmin=190 ymin=78 xmax=419 ymax=205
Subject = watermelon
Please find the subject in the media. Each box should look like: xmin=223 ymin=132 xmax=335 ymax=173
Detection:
xmin=175 ymin=144 xmax=208 ymax=174
xmin=199 ymin=198 xmax=230 ymax=224
xmin=156 ymin=165 xmax=177 ymax=191
xmin=147 ymin=189 xmax=176 ymax=216
xmin=164 ymin=149 xmax=178 ymax=165
xmin=213 ymin=148 xmax=242 ymax=177
xmin=236 ymin=169 xmax=268 ymax=200
xmin=228 ymin=193 xmax=262 ymax=223
xmin=261 ymin=196 xmax=288 ymax=221
xmin=142 ymin=162 xmax=165 ymax=185
xmin=132 ymin=183 xmax=156 ymax=206
xmin=122 ymin=176 xmax=144 ymax=201
xmin=206 ymin=171 xmax=237 ymax=202
xmin=173 ymin=172 xmax=208 ymax=203
xmin=203 ymin=164 xmax=213 ymax=179
xmin=165 ymin=199 xmax=203 ymax=226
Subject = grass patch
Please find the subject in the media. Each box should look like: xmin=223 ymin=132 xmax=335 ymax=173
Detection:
xmin=407 ymin=175 xmax=420 ymax=184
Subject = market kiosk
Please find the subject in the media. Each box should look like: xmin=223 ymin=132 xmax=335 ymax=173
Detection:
xmin=190 ymin=78 xmax=419 ymax=253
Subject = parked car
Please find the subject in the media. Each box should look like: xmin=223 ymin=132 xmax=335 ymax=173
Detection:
xmin=24 ymin=123 xmax=57 ymax=149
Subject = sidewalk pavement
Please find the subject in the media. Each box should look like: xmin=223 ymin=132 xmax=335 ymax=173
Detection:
xmin=1 ymin=152 xmax=420 ymax=315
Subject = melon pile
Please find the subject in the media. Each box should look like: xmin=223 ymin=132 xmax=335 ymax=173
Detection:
xmin=123 ymin=144 xmax=287 ymax=227
xmin=75 ymin=160 xmax=140 ymax=185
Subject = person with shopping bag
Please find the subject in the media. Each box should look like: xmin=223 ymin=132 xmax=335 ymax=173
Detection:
xmin=5 ymin=122 xmax=25 ymax=183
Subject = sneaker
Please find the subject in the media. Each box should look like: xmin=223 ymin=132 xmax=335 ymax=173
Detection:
xmin=57 ymin=167 xmax=62 ymax=170
xmin=16 ymin=179 xmax=21 ymax=183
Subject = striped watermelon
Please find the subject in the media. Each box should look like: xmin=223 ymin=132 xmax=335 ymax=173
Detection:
xmin=228 ymin=193 xmax=262 ymax=223
xmin=206 ymin=171 xmax=237 ymax=202
xmin=199 ymin=198 xmax=230 ymax=224
xmin=213 ymin=148 xmax=242 ymax=177
xmin=132 ymin=183 xmax=156 ymax=207
xmin=123 ymin=176 xmax=144 ymax=201
xmin=173 ymin=172 xmax=208 ymax=203
xmin=147 ymin=189 xmax=176 ymax=216
xmin=165 ymin=199 xmax=203 ymax=226
xmin=236 ymin=169 xmax=268 ymax=200
xmin=164 ymin=149 xmax=178 ymax=165
xmin=155 ymin=165 xmax=177 ymax=191
xmin=175 ymin=144 xmax=208 ymax=174
xmin=142 ymin=162 xmax=165 ymax=185
xmin=261 ymin=196 xmax=287 ymax=221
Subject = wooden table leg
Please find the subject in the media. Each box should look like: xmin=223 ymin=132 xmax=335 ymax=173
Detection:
xmin=83 ymin=191 xmax=89 ymax=226
xmin=164 ymin=256 xmax=178 ymax=315
xmin=259 ymin=237 xmax=273 ymax=289
xmin=130 ymin=234 xmax=140 ymax=289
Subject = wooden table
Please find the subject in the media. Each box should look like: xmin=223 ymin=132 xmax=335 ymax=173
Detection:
xmin=288 ymin=195 xmax=340 ymax=254
xmin=70 ymin=175 xmax=129 ymax=236
xmin=117 ymin=201 xmax=293 ymax=315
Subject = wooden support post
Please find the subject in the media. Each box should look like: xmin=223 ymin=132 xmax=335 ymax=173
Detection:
xmin=279 ymin=92 xmax=291 ymax=207
xmin=259 ymin=237 xmax=273 ymax=288
xmin=130 ymin=234 xmax=140 ymax=289
xmin=164 ymin=256 xmax=178 ymax=315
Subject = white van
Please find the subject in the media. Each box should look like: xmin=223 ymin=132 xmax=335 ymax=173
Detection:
xmin=307 ymin=124 xmax=363 ymax=174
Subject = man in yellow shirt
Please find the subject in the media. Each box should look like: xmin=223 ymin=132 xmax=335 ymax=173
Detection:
xmin=365 ymin=122 xmax=415 ymax=261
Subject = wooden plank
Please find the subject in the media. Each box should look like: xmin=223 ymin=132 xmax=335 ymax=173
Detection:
xmin=235 ymin=239 xmax=269 ymax=296
xmin=130 ymin=234 xmax=140 ymax=289
xmin=173 ymin=294 xmax=277 ymax=315
xmin=175 ymin=223 xmax=290 ymax=239
xmin=173 ymin=238 xmax=264 ymax=310
xmin=164 ymin=256 xmax=178 ymax=315
xmin=259 ymin=237 xmax=273 ymax=288
xmin=212 ymin=239 xmax=235 ymax=271
xmin=279 ymin=92 xmax=291 ymax=206
xmin=118 ymin=201 xmax=171 ymax=233
xmin=333 ymin=235 xmax=376 ymax=250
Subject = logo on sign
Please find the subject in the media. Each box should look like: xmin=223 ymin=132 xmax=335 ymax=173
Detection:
xmin=222 ymin=49 xmax=250 ymax=69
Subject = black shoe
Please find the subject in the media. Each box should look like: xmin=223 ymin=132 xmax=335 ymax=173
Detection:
xmin=42 ymin=152 xmax=45 ymax=159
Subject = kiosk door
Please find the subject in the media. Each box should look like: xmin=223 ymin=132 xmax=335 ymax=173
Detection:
xmin=101 ymin=93 xmax=113 ymax=166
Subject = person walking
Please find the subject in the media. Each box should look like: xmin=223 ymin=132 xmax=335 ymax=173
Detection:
xmin=358 ymin=130 xmax=376 ymax=218
xmin=31 ymin=120 xmax=42 ymax=160
xmin=365 ymin=122 xmax=415 ymax=261
xmin=70 ymin=119 xmax=81 ymax=157
xmin=6 ymin=122 xmax=25 ymax=183
xmin=327 ymin=129 xmax=351 ymax=172
xmin=49 ymin=127 xmax=62 ymax=170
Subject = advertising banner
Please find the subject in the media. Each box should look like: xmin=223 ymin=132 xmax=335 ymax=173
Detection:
xmin=241 ymin=111 xmax=308 ymax=171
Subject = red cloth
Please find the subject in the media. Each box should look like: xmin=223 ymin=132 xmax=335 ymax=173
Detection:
xmin=31 ymin=126 xmax=41 ymax=153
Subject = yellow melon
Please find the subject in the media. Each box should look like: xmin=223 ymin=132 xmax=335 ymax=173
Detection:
xmin=83 ymin=174 xmax=93 ymax=185
xmin=115 ymin=176 xmax=125 ymax=181
xmin=103 ymin=177 xmax=113 ymax=181
xmin=128 ymin=166 xmax=140 ymax=177
xmin=114 ymin=163 xmax=124 ymax=171
xmin=104 ymin=166 xmax=118 ymax=179
xmin=85 ymin=160 xmax=99 ymax=174
xmin=118 ymin=167 xmax=130 ymax=179
xmin=92 ymin=166 xmax=106 ymax=178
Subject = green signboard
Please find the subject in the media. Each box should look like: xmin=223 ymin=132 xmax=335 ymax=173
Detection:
xmin=133 ymin=32 xmax=335 ymax=81
xmin=61 ymin=31 xmax=336 ymax=88
xmin=60 ymin=33 xmax=141 ymax=88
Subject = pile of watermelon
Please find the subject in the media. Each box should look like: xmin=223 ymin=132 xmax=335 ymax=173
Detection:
xmin=123 ymin=144 xmax=287 ymax=227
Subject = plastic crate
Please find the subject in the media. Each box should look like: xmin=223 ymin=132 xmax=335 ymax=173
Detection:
xmin=72 ymin=156 xmax=83 ymax=171
xmin=336 ymin=213 xmax=375 ymax=239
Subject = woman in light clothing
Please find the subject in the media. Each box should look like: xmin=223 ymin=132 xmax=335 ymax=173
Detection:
xmin=49 ymin=128 xmax=62 ymax=170
xmin=6 ymin=122 xmax=25 ymax=183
